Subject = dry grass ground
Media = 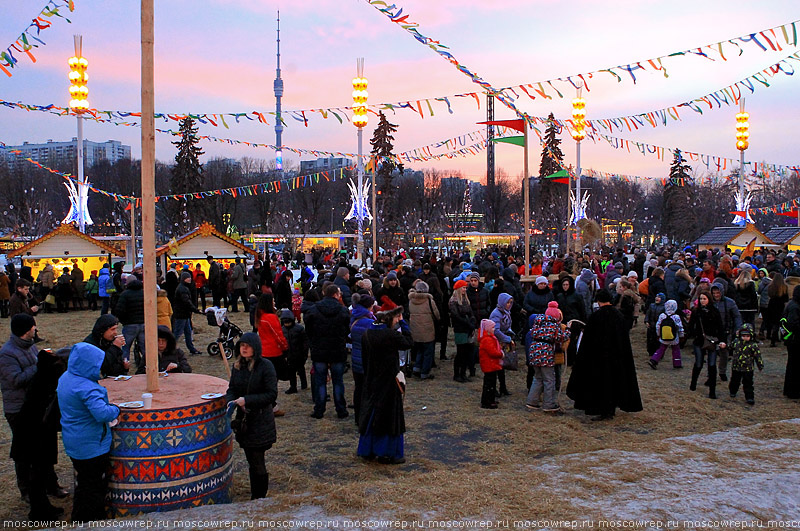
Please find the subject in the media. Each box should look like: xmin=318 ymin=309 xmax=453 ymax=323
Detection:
xmin=1 ymin=310 xmax=799 ymax=527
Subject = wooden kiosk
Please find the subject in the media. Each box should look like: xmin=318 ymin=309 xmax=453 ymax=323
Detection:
xmin=7 ymin=224 xmax=123 ymax=277
xmin=156 ymin=222 xmax=257 ymax=275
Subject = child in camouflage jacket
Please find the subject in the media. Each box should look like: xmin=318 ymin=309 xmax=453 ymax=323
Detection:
xmin=729 ymin=323 xmax=763 ymax=405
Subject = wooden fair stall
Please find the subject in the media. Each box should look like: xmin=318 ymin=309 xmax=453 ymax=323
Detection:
xmin=156 ymin=222 xmax=256 ymax=275
xmin=7 ymin=224 xmax=123 ymax=277
xmin=691 ymin=224 xmax=774 ymax=252
xmin=765 ymin=227 xmax=800 ymax=251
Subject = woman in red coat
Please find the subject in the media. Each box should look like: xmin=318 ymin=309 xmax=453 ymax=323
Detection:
xmin=478 ymin=319 xmax=503 ymax=409
xmin=256 ymin=293 xmax=288 ymax=415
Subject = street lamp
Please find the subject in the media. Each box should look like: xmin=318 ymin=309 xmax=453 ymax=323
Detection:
xmin=347 ymin=58 xmax=371 ymax=264
xmin=68 ymin=35 xmax=91 ymax=233
xmin=733 ymin=99 xmax=752 ymax=225
xmin=570 ymin=89 xmax=586 ymax=250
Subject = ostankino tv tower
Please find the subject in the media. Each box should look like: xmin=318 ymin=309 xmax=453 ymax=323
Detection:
xmin=274 ymin=11 xmax=284 ymax=172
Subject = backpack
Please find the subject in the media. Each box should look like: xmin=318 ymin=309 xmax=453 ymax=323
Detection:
xmin=660 ymin=315 xmax=676 ymax=341
xmin=105 ymin=273 xmax=116 ymax=294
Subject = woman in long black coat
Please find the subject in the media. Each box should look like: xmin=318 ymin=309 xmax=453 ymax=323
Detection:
xmin=358 ymin=306 xmax=414 ymax=464
xmin=782 ymin=285 xmax=800 ymax=399
xmin=686 ymin=292 xmax=726 ymax=398
xmin=225 ymin=332 xmax=277 ymax=499
xmin=566 ymin=290 xmax=642 ymax=421
xmin=19 ymin=347 xmax=70 ymax=519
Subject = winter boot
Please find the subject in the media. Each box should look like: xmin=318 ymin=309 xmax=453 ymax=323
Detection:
xmin=250 ymin=470 xmax=269 ymax=499
xmin=708 ymin=366 xmax=717 ymax=399
xmin=690 ymin=366 xmax=701 ymax=391
xmin=453 ymin=361 xmax=466 ymax=383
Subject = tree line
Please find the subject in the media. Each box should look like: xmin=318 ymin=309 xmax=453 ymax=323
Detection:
xmin=1 ymin=115 xmax=796 ymax=248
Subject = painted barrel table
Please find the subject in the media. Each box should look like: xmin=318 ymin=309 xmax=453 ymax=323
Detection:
xmin=101 ymin=373 xmax=233 ymax=517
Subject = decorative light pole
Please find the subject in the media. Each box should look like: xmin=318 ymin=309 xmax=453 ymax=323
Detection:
xmin=570 ymin=88 xmax=587 ymax=249
xmin=345 ymin=58 xmax=372 ymax=263
xmin=66 ymin=35 xmax=92 ymax=232
xmin=733 ymin=99 xmax=753 ymax=225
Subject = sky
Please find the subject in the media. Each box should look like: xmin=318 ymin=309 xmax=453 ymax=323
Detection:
xmin=1 ymin=0 xmax=798 ymax=184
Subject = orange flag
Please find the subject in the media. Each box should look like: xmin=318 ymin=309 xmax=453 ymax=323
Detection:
xmin=740 ymin=238 xmax=756 ymax=260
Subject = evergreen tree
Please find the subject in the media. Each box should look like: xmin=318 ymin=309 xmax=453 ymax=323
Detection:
xmin=661 ymin=149 xmax=697 ymax=243
xmin=533 ymin=113 xmax=568 ymax=247
xmin=370 ymin=112 xmax=401 ymax=244
xmin=170 ymin=117 xmax=205 ymax=234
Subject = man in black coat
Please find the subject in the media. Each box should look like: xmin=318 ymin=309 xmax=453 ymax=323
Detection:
xmin=304 ymin=283 xmax=350 ymax=419
xmin=84 ymin=314 xmax=129 ymax=377
xmin=567 ymin=289 xmax=643 ymax=421
xmin=173 ymin=272 xmax=202 ymax=355
xmin=113 ymin=276 xmax=145 ymax=366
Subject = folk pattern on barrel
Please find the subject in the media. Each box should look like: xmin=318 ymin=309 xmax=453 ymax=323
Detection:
xmin=108 ymin=459 xmax=233 ymax=517
xmin=108 ymin=397 xmax=233 ymax=516
xmin=112 ymin=398 xmax=230 ymax=457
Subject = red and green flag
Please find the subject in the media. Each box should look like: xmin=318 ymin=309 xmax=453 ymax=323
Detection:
xmin=543 ymin=169 xmax=569 ymax=184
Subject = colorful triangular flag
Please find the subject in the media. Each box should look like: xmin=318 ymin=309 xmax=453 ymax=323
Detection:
xmin=477 ymin=119 xmax=526 ymax=133
xmin=492 ymin=136 xmax=525 ymax=147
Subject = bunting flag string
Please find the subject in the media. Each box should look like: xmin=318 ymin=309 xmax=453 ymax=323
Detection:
xmin=594 ymin=132 xmax=800 ymax=178
xmin=1 ymin=0 xmax=75 ymax=78
xmin=750 ymin=196 xmax=800 ymax=216
xmin=0 ymin=142 xmax=349 ymax=202
xmin=365 ymin=0 xmax=798 ymax=94
xmin=2 ymin=48 xmax=797 ymax=132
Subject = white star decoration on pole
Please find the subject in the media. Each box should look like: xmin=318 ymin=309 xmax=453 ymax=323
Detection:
xmin=732 ymin=190 xmax=754 ymax=226
xmin=344 ymin=179 xmax=372 ymax=224
xmin=62 ymin=180 xmax=93 ymax=227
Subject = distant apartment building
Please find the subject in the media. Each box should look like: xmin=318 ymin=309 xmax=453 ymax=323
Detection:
xmin=3 ymin=138 xmax=132 ymax=170
xmin=299 ymin=156 xmax=354 ymax=175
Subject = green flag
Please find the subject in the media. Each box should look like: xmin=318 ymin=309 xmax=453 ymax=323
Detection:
xmin=543 ymin=169 xmax=569 ymax=179
xmin=491 ymin=136 xmax=525 ymax=147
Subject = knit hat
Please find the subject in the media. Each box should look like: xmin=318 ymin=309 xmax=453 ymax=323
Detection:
xmin=468 ymin=272 xmax=480 ymax=280
xmin=544 ymin=301 xmax=562 ymax=322
xmin=91 ymin=270 xmax=98 ymax=276
xmin=614 ymin=261 xmax=624 ymax=269
xmin=535 ymin=276 xmax=548 ymax=286
xmin=453 ymin=279 xmax=468 ymax=290
xmin=11 ymin=314 xmax=36 ymax=338
xmin=479 ymin=318 xmax=495 ymax=339
xmin=279 ymin=309 xmax=295 ymax=321
xmin=656 ymin=292 xmax=666 ymax=301
xmin=414 ymin=281 xmax=429 ymax=293
xmin=180 ymin=271 xmax=192 ymax=282
xmin=353 ymin=293 xmax=375 ymax=308
xmin=627 ymin=271 xmax=638 ymax=279
xmin=386 ymin=271 xmax=398 ymax=281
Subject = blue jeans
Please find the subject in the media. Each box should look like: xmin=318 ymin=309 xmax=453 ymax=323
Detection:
xmin=412 ymin=341 xmax=435 ymax=377
xmin=693 ymin=345 xmax=717 ymax=368
xmin=312 ymin=361 xmax=347 ymax=416
xmin=173 ymin=318 xmax=197 ymax=354
xmin=121 ymin=323 xmax=145 ymax=365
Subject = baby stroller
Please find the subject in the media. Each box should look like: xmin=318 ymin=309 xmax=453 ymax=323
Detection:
xmin=205 ymin=307 xmax=242 ymax=360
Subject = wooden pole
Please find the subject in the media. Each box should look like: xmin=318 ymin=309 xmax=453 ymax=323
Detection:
xmin=523 ymin=125 xmax=530 ymax=277
xmin=141 ymin=0 xmax=158 ymax=393
xmin=130 ymin=201 xmax=136 ymax=266
xmin=371 ymin=159 xmax=377 ymax=264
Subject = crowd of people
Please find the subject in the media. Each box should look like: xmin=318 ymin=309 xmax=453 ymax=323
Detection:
xmin=1 ymin=241 xmax=800 ymax=522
